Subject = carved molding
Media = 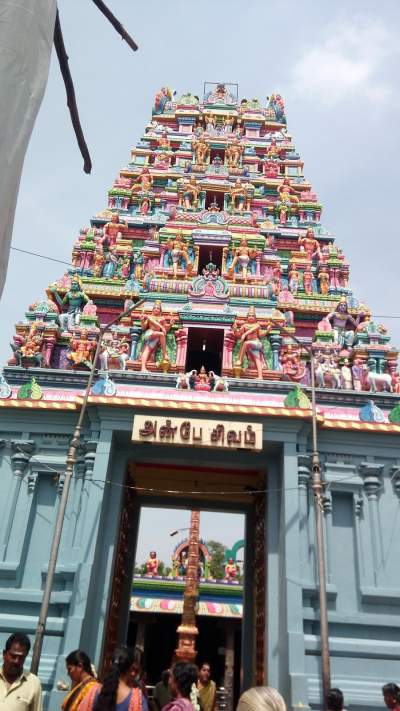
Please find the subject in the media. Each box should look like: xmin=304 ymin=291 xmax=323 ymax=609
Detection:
xmin=359 ymin=462 xmax=384 ymax=500
xmin=254 ymin=489 xmax=266 ymax=686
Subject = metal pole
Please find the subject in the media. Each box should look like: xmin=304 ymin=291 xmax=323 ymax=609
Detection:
xmin=175 ymin=509 xmax=200 ymax=662
xmin=309 ymin=349 xmax=331 ymax=707
xmin=30 ymin=298 xmax=145 ymax=674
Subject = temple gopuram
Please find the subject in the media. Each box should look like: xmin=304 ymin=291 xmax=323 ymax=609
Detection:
xmin=0 ymin=82 xmax=399 ymax=711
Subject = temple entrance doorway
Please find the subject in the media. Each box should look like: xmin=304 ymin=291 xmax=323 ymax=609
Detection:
xmin=101 ymin=456 xmax=266 ymax=707
xmin=128 ymin=504 xmax=246 ymax=707
xmin=185 ymin=327 xmax=224 ymax=375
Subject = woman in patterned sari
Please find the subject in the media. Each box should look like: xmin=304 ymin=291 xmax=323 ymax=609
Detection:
xmin=79 ymin=647 xmax=144 ymax=711
xmin=62 ymin=650 xmax=99 ymax=711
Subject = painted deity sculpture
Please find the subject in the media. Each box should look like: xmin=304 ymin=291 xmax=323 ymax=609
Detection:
xmin=228 ymin=239 xmax=257 ymax=281
xmin=276 ymin=178 xmax=299 ymax=223
xmin=225 ymin=138 xmax=243 ymax=168
xmin=99 ymin=337 xmax=129 ymax=371
xmin=194 ymin=366 xmax=211 ymax=392
xmin=233 ymin=307 xmax=271 ymax=379
xmin=298 ymin=227 xmax=322 ymax=261
xmin=280 ymin=345 xmax=306 ymax=382
xmin=230 ymin=179 xmax=251 ymax=212
xmin=20 ymin=324 xmax=43 ymax=366
xmin=165 ymin=233 xmax=192 ymax=278
xmin=314 ymin=353 xmax=341 ymax=389
xmin=192 ymin=135 xmax=209 ymax=167
xmin=139 ymin=301 xmax=175 ymax=372
xmin=100 ymin=212 xmax=126 ymax=250
xmin=326 ymin=298 xmax=363 ymax=350
xmin=67 ymin=329 xmax=95 ymax=369
xmin=131 ymin=167 xmax=153 ymax=193
xmin=178 ymin=176 xmax=199 ymax=210
xmin=225 ymin=557 xmax=238 ymax=582
xmin=51 ymin=275 xmax=89 ymax=332
xmin=154 ymin=87 xmax=173 ymax=114
xmin=146 ymin=551 xmax=159 ymax=576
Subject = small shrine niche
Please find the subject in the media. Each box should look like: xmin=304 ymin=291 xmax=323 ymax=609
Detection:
xmin=186 ymin=327 xmax=224 ymax=375
xmin=198 ymin=245 xmax=223 ymax=274
xmin=205 ymin=190 xmax=224 ymax=211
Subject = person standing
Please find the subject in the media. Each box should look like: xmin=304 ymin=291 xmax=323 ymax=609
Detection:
xmin=0 ymin=632 xmax=42 ymax=711
xmin=79 ymin=647 xmax=144 ymax=711
xmin=62 ymin=650 xmax=99 ymax=711
xmin=162 ymin=662 xmax=199 ymax=711
xmin=152 ymin=671 xmax=171 ymax=711
xmin=382 ymin=684 xmax=400 ymax=711
xmin=327 ymin=688 xmax=346 ymax=711
xmin=236 ymin=687 xmax=286 ymax=711
xmin=197 ymin=664 xmax=216 ymax=711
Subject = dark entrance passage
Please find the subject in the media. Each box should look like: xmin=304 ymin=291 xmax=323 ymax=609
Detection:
xmin=198 ymin=245 xmax=223 ymax=274
xmin=185 ymin=327 xmax=224 ymax=375
xmin=205 ymin=190 xmax=224 ymax=211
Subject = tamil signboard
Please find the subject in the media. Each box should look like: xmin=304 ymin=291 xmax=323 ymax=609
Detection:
xmin=132 ymin=415 xmax=262 ymax=451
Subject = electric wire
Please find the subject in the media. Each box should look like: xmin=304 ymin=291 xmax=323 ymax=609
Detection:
xmin=9 ymin=245 xmax=400 ymax=320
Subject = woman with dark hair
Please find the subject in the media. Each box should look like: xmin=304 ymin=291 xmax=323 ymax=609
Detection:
xmin=163 ymin=662 xmax=199 ymax=711
xmin=62 ymin=650 xmax=99 ymax=711
xmin=79 ymin=646 xmax=144 ymax=711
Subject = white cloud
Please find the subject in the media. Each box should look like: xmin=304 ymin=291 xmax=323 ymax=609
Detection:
xmin=291 ymin=20 xmax=397 ymax=105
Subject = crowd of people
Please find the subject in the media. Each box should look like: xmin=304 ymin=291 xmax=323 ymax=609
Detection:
xmin=1 ymin=632 xmax=400 ymax=711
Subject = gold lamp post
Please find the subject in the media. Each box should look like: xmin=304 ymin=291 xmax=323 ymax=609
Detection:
xmin=174 ymin=509 xmax=201 ymax=662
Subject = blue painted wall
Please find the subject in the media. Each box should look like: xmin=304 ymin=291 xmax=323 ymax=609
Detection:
xmin=0 ymin=408 xmax=399 ymax=711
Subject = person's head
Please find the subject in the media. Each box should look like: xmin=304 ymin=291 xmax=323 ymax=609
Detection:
xmin=169 ymin=662 xmax=198 ymax=699
xmin=65 ymin=650 xmax=94 ymax=686
xmin=96 ymin=647 xmax=142 ymax=711
xmin=3 ymin=633 xmax=31 ymax=680
xmin=237 ymin=686 xmax=287 ymax=711
xmin=199 ymin=663 xmax=211 ymax=684
xmin=161 ymin=669 xmax=171 ymax=686
xmin=327 ymin=688 xmax=344 ymax=711
xmin=383 ymin=684 xmax=400 ymax=709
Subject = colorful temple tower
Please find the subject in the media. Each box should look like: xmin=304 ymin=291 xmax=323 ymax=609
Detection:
xmin=1 ymin=83 xmax=400 ymax=710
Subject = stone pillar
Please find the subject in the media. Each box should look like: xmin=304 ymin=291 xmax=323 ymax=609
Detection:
xmin=224 ymin=625 xmax=235 ymax=711
xmin=269 ymin=333 xmax=282 ymax=372
xmin=176 ymin=328 xmax=188 ymax=369
xmin=223 ymin=330 xmax=236 ymax=370
xmin=129 ymin=326 xmax=142 ymax=361
xmin=1 ymin=440 xmax=35 ymax=560
xmin=359 ymin=462 xmax=383 ymax=587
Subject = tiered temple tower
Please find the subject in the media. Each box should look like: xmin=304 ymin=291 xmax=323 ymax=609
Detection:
xmin=2 ymin=83 xmax=400 ymax=711
xmin=6 ymin=81 xmax=399 ymax=393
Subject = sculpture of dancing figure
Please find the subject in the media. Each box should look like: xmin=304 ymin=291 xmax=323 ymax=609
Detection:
xmin=276 ymin=177 xmax=299 ymax=223
xmin=233 ymin=306 xmax=271 ymax=379
xmin=298 ymin=227 xmax=322 ymax=261
xmin=139 ymin=301 xmax=175 ymax=372
xmin=225 ymin=138 xmax=243 ymax=168
xmin=166 ymin=232 xmax=192 ymax=278
xmin=146 ymin=551 xmax=159 ymax=576
xmin=100 ymin=212 xmax=126 ymax=250
xmin=326 ymin=298 xmax=363 ymax=351
xmin=131 ymin=167 xmax=153 ymax=193
xmin=228 ymin=238 xmax=257 ymax=282
xmin=229 ymin=179 xmax=251 ymax=213
xmin=50 ymin=275 xmax=89 ymax=332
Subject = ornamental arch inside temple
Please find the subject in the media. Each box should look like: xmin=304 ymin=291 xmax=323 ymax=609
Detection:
xmin=0 ymin=82 xmax=400 ymax=711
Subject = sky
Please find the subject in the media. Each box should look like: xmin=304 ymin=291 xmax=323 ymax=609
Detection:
xmin=0 ymin=1 xmax=399 ymax=548
xmin=135 ymin=507 xmax=245 ymax=566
